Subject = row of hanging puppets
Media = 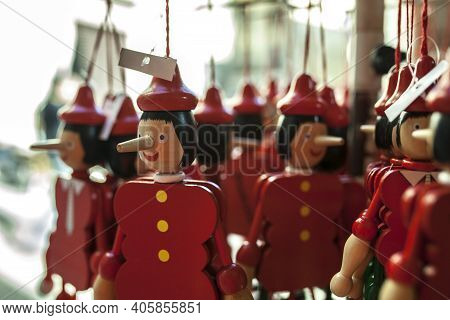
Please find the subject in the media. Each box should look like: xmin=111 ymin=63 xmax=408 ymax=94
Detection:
xmin=29 ymin=0 xmax=449 ymax=300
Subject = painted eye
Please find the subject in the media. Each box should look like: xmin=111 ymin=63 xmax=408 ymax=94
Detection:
xmin=414 ymin=123 xmax=421 ymax=130
xmin=159 ymin=134 xmax=167 ymax=143
xmin=66 ymin=141 xmax=74 ymax=150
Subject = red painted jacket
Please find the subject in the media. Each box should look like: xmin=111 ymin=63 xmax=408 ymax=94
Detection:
xmin=386 ymin=181 xmax=450 ymax=299
xmin=237 ymin=171 xmax=365 ymax=292
xmin=221 ymin=139 xmax=285 ymax=236
xmin=99 ymin=177 xmax=246 ymax=300
xmin=353 ymin=160 xmax=439 ymax=266
xmin=43 ymin=171 xmax=116 ymax=291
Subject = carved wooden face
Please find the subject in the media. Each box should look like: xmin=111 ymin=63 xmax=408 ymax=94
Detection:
xmin=59 ymin=130 xmax=88 ymax=170
xmin=137 ymin=119 xmax=184 ymax=174
xmin=398 ymin=113 xmax=432 ymax=161
xmin=289 ymin=122 xmax=327 ymax=169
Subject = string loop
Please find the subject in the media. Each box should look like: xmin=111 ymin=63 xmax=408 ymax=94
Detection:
xmin=395 ymin=0 xmax=402 ymax=71
xmin=420 ymin=0 xmax=428 ymax=56
xmin=302 ymin=0 xmax=312 ymax=73
xmin=319 ymin=0 xmax=327 ymax=83
xmin=166 ymin=0 xmax=170 ymax=57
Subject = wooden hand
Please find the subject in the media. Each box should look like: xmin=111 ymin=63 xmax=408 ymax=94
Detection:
xmin=238 ymin=263 xmax=255 ymax=291
xmin=224 ymin=288 xmax=254 ymax=300
xmin=93 ymin=275 xmax=116 ymax=300
xmin=379 ymin=279 xmax=415 ymax=300
xmin=330 ymin=235 xmax=371 ymax=297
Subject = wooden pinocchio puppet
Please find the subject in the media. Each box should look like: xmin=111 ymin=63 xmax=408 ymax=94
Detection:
xmin=93 ymin=67 xmax=252 ymax=300
xmin=193 ymin=85 xmax=233 ymax=184
xmin=221 ymin=83 xmax=285 ymax=237
xmin=89 ymin=95 xmax=141 ymax=270
xmin=319 ymin=85 xmax=366 ymax=255
xmin=31 ymin=85 xmax=108 ymax=299
xmin=380 ymin=64 xmax=450 ymax=300
xmin=236 ymin=73 xmax=365 ymax=299
xmin=330 ymin=51 xmax=439 ymax=299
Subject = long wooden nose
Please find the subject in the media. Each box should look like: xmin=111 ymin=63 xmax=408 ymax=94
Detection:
xmin=360 ymin=124 xmax=375 ymax=134
xmin=412 ymin=128 xmax=432 ymax=141
xmin=116 ymin=135 xmax=155 ymax=153
xmin=30 ymin=139 xmax=66 ymax=151
xmin=314 ymin=136 xmax=345 ymax=147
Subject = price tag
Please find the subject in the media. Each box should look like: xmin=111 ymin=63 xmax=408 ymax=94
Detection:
xmin=385 ymin=60 xmax=449 ymax=122
xmin=100 ymin=94 xmax=126 ymax=140
xmin=119 ymin=48 xmax=177 ymax=81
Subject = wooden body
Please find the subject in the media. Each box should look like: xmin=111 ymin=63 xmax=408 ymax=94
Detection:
xmin=240 ymin=171 xmax=365 ymax=292
xmin=354 ymin=162 xmax=439 ymax=266
xmin=221 ymin=142 xmax=284 ymax=236
xmin=113 ymin=178 xmax=231 ymax=300
xmin=386 ymin=183 xmax=450 ymax=299
xmin=45 ymin=174 xmax=116 ymax=291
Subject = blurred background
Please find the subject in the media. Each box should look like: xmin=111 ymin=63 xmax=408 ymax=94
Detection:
xmin=0 ymin=0 xmax=448 ymax=299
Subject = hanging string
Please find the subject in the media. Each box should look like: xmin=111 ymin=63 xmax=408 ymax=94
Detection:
xmin=406 ymin=0 xmax=410 ymax=51
xmin=302 ymin=0 xmax=312 ymax=73
xmin=111 ymin=23 xmax=127 ymax=93
xmin=420 ymin=0 xmax=428 ymax=56
xmin=408 ymin=0 xmax=415 ymax=62
xmin=395 ymin=0 xmax=402 ymax=71
xmin=319 ymin=0 xmax=327 ymax=83
xmin=441 ymin=3 xmax=450 ymax=55
xmin=285 ymin=6 xmax=293 ymax=81
xmin=86 ymin=16 xmax=108 ymax=84
xmin=243 ymin=4 xmax=251 ymax=79
xmin=165 ymin=0 xmax=170 ymax=57
xmin=210 ymin=56 xmax=216 ymax=86
xmin=206 ymin=0 xmax=216 ymax=86
xmin=105 ymin=15 xmax=114 ymax=94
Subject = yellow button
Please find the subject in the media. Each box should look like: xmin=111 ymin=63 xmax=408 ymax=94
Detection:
xmin=300 ymin=180 xmax=311 ymax=192
xmin=158 ymin=249 xmax=170 ymax=262
xmin=299 ymin=230 xmax=311 ymax=242
xmin=156 ymin=190 xmax=167 ymax=203
xmin=157 ymin=220 xmax=169 ymax=232
xmin=299 ymin=206 xmax=311 ymax=217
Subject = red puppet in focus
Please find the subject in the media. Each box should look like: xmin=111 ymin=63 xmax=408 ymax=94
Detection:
xmin=380 ymin=65 xmax=450 ymax=300
xmin=93 ymin=67 xmax=253 ymax=300
xmin=237 ymin=73 xmax=366 ymax=299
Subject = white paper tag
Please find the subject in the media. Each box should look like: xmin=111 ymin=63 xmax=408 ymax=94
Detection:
xmin=385 ymin=60 xmax=449 ymax=122
xmin=118 ymin=48 xmax=177 ymax=81
xmin=100 ymin=94 xmax=126 ymax=140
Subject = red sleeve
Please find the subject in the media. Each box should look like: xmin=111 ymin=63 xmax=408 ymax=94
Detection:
xmin=235 ymin=177 xmax=271 ymax=267
xmin=352 ymin=187 xmax=382 ymax=242
xmin=94 ymin=186 xmax=108 ymax=252
xmin=98 ymin=227 xmax=125 ymax=281
xmin=386 ymin=210 xmax=423 ymax=285
xmin=386 ymin=185 xmax=441 ymax=285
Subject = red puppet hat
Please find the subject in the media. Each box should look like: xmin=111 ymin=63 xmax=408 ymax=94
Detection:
xmin=265 ymin=78 xmax=278 ymax=105
xmin=232 ymin=82 xmax=265 ymax=115
xmin=111 ymin=95 xmax=140 ymax=136
xmin=319 ymin=86 xmax=349 ymax=128
xmin=194 ymin=86 xmax=233 ymax=124
xmin=58 ymin=85 xmax=105 ymax=125
xmin=374 ymin=68 xmax=399 ymax=115
xmin=277 ymin=73 xmax=324 ymax=116
xmin=384 ymin=65 xmax=414 ymax=112
xmin=405 ymin=54 xmax=437 ymax=113
xmin=136 ymin=65 xmax=198 ymax=112
xmin=426 ymin=70 xmax=450 ymax=113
